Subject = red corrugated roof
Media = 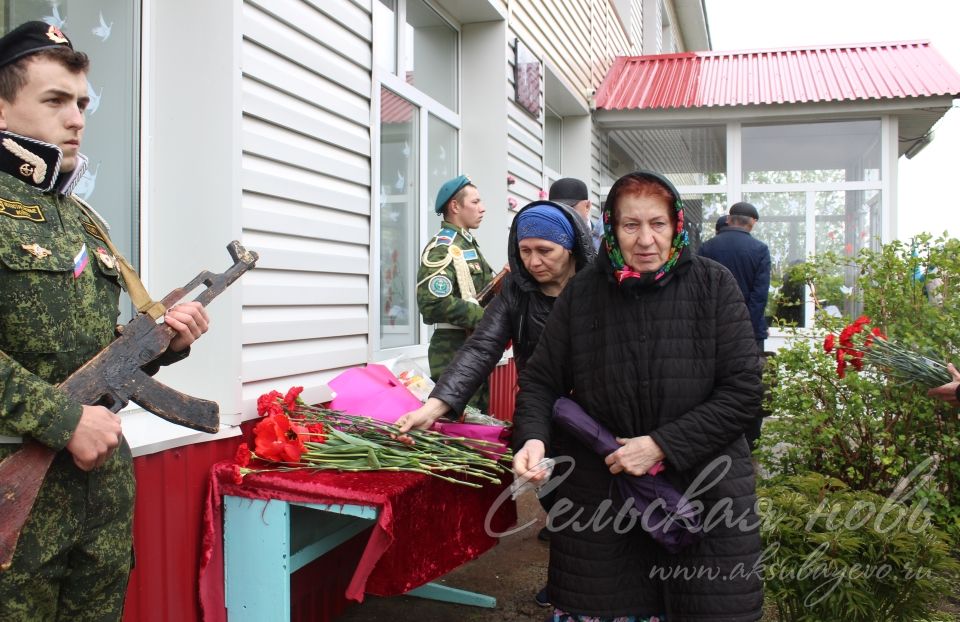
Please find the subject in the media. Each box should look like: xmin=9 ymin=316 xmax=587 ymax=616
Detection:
xmin=595 ymin=41 xmax=960 ymax=110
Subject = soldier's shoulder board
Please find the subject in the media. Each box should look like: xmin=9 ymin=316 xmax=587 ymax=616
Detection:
xmin=434 ymin=227 xmax=457 ymax=246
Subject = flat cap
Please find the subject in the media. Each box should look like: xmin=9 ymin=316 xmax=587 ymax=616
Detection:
xmin=729 ymin=201 xmax=759 ymax=220
xmin=548 ymin=177 xmax=588 ymax=203
xmin=0 ymin=21 xmax=73 ymax=69
xmin=715 ymin=214 xmax=729 ymax=232
xmin=434 ymin=174 xmax=473 ymax=215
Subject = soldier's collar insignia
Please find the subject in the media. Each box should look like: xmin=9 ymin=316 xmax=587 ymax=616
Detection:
xmin=21 ymin=242 xmax=51 ymax=258
xmin=0 ymin=131 xmax=62 ymax=192
xmin=0 ymin=197 xmax=45 ymax=222
xmin=461 ymin=229 xmax=473 ymax=243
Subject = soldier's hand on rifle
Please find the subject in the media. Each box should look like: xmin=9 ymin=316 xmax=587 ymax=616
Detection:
xmin=66 ymin=405 xmax=123 ymax=471
xmin=165 ymin=301 xmax=210 ymax=352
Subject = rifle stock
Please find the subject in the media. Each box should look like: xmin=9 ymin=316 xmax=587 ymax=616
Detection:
xmin=0 ymin=240 xmax=258 ymax=571
xmin=477 ymin=266 xmax=510 ymax=307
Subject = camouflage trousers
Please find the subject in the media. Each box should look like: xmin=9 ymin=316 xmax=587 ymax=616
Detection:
xmin=0 ymin=442 xmax=135 ymax=622
xmin=428 ymin=328 xmax=489 ymax=413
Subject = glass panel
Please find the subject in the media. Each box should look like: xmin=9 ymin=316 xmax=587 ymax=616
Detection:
xmin=742 ymin=192 xmax=807 ymax=327
xmin=379 ymin=87 xmax=419 ymax=348
xmin=427 ymin=114 xmax=457 ymax=234
xmin=684 ymin=192 xmax=727 ymax=251
xmin=815 ymin=189 xmax=879 ymax=318
xmin=374 ymin=0 xmax=397 ymax=74
xmin=742 ymin=120 xmax=881 ymax=184
xmin=2 ymin=1 xmax=140 ymax=319
xmin=544 ymin=110 xmax=561 ymax=173
xmin=404 ymin=0 xmax=457 ymax=111
xmin=602 ymin=126 xmax=726 ymax=187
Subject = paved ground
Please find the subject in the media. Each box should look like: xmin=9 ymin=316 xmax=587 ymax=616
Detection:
xmin=336 ymin=491 xmax=551 ymax=622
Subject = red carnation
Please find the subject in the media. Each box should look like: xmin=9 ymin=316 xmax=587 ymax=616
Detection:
xmin=231 ymin=465 xmax=245 ymax=485
xmin=284 ymin=386 xmax=304 ymax=412
xmin=253 ymin=414 xmax=307 ymax=463
xmin=853 ymin=315 xmax=871 ymax=327
xmin=871 ymin=326 xmax=887 ymax=340
xmin=823 ymin=334 xmax=836 ymax=353
xmin=234 ymin=443 xmax=251 ymax=467
xmin=305 ymin=422 xmax=327 ymax=444
xmin=256 ymin=390 xmax=283 ymax=416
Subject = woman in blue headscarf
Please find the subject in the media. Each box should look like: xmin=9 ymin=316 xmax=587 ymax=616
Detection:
xmin=396 ymin=200 xmax=595 ymax=431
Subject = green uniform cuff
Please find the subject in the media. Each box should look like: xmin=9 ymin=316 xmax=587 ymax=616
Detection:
xmin=33 ymin=395 xmax=84 ymax=451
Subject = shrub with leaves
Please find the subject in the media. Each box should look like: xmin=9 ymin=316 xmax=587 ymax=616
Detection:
xmin=758 ymin=473 xmax=959 ymax=622
xmin=758 ymin=234 xmax=960 ymax=542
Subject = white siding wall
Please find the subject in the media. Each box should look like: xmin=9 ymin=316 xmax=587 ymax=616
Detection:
xmin=240 ymin=0 xmax=373 ymax=412
xmin=498 ymin=0 xmax=642 ymax=213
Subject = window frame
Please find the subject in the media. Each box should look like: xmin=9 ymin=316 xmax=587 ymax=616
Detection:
xmin=370 ymin=0 xmax=462 ymax=360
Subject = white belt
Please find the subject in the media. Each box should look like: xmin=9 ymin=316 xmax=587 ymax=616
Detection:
xmin=435 ymin=323 xmax=465 ymax=331
xmin=0 ymin=435 xmax=23 ymax=444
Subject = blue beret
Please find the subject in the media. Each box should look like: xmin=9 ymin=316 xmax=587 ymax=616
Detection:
xmin=434 ymin=174 xmax=473 ymax=215
xmin=0 ymin=21 xmax=74 ymax=69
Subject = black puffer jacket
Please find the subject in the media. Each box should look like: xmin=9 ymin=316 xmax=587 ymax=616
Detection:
xmin=514 ymin=251 xmax=764 ymax=621
xmin=430 ymin=201 xmax=595 ymax=415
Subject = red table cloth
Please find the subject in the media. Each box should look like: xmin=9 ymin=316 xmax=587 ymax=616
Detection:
xmin=199 ymin=461 xmax=517 ymax=621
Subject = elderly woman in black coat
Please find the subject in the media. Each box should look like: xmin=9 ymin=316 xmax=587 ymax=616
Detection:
xmin=395 ymin=199 xmax=595 ymax=430
xmin=513 ymin=171 xmax=764 ymax=622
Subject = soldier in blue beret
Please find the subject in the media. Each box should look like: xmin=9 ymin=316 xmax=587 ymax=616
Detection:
xmin=0 ymin=21 xmax=210 ymax=620
xmin=416 ymin=175 xmax=494 ymax=412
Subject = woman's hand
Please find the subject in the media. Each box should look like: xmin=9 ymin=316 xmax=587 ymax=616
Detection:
xmin=512 ymin=439 xmax=549 ymax=484
xmin=927 ymin=362 xmax=960 ymax=406
xmin=605 ymin=435 xmax=665 ymax=476
xmin=393 ymin=398 xmax=450 ymax=444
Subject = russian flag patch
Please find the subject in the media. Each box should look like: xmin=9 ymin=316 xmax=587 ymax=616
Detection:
xmin=73 ymin=243 xmax=89 ymax=278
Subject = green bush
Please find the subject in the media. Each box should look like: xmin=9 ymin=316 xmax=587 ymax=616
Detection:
xmin=759 ymin=473 xmax=959 ymax=622
xmin=758 ymin=234 xmax=960 ymax=542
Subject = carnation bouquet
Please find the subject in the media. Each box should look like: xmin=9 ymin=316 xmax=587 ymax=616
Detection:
xmin=232 ymin=387 xmax=512 ymax=488
xmin=824 ymin=315 xmax=951 ymax=387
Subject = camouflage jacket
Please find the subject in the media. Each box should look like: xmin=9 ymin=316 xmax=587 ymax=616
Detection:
xmin=0 ymin=162 xmax=122 ymax=449
xmin=416 ymin=221 xmax=493 ymax=330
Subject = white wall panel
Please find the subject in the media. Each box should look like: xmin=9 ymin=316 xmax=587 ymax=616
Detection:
xmin=240 ymin=0 xmax=372 ymax=418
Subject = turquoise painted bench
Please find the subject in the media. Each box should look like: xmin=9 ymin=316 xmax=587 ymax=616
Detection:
xmin=223 ymin=495 xmax=496 ymax=620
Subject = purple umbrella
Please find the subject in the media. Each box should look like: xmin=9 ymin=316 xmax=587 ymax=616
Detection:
xmin=552 ymin=396 xmax=702 ymax=553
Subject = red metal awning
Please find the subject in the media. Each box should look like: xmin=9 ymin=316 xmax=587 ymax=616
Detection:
xmin=595 ymin=41 xmax=960 ymax=110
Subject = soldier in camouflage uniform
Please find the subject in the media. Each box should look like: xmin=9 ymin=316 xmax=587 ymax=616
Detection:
xmin=0 ymin=22 xmax=209 ymax=621
xmin=416 ymin=175 xmax=494 ymax=412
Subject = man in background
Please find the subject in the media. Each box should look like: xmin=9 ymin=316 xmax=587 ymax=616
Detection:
xmin=549 ymin=177 xmax=601 ymax=250
xmin=700 ymin=201 xmax=771 ymax=351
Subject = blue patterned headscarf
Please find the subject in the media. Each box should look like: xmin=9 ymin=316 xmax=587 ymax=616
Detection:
xmin=516 ymin=204 xmax=575 ymax=250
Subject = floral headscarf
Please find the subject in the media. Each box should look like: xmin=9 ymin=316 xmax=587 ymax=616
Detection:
xmin=601 ymin=170 xmax=690 ymax=288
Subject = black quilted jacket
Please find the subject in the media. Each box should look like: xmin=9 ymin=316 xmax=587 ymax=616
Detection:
xmin=430 ymin=201 xmax=595 ymax=416
xmin=514 ymin=250 xmax=764 ymax=621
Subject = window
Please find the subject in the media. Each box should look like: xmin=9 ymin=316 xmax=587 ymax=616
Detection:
xmin=742 ymin=120 xmax=883 ymax=328
xmin=543 ymin=108 xmax=561 ymax=182
xmin=1 ymin=2 xmax=140 ymax=273
xmin=374 ymin=0 xmax=459 ymax=352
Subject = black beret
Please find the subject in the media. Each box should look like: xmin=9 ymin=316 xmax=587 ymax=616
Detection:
xmin=0 ymin=21 xmax=73 ymax=69
xmin=549 ymin=177 xmax=588 ymax=203
xmin=715 ymin=214 xmax=729 ymax=232
xmin=729 ymin=201 xmax=760 ymax=220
